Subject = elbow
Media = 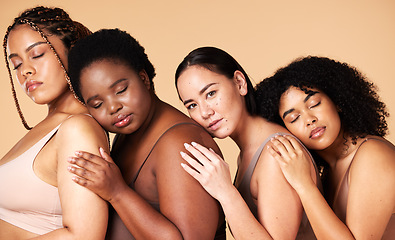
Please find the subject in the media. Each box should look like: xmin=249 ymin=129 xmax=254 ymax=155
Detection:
xmin=63 ymin=225 xmax=106 ymax=240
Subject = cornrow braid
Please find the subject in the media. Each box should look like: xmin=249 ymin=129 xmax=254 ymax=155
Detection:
xmin=3 ymin=6 xmax=91 ymax=130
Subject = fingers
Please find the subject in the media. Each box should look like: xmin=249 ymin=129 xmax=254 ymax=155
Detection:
xmin=99 ymin=147 xmax=115 ymax=163
xmin=180 ymin=151 xmax=204 ymax=174
xmin=183 ymin=142 xmax=212 ymax=167
xmin=181 ymin=162 xmax=202 ymax=182
xmin=67 ymin=164 xmax=94 ymax=181
xmin=72 ymin=151 xmax=103 ymax=165
xmin=269 ymin=135 xmax=297 ymax=160
xmin=70 ymin=174 xmax=92 ymax=187
xmin=190 ymin=142 xmax=221 ymax=162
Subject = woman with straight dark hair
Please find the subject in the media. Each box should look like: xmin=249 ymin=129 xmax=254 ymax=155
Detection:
xmin=175 ymin=46 xmax=322 ymax=239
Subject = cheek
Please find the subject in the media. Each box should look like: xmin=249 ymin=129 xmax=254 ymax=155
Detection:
xmin=189 ymin=111 xmax=202 ymax=123
xmin=284 ymin=122 xmax=304 ymax=138
xmin=90 ymin=110 xmax=109 ymax=127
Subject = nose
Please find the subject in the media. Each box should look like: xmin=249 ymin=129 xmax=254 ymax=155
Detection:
xmin=21 ymin=63 xmax=35 ymax=78
xmin=200 ymin=104 xmax=214 ymax=119
xmin=306 ymin=114 xmax=317 ymax=126
xmin=109 ymin=100 xmax=123 ymax=115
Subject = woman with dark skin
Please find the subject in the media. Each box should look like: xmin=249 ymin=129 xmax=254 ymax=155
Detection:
xmin=0 ymin=6 xmax=108 ymax=240
xmin=175 ymin=46 xmax=321 ymax=239
xmin=255 ymin=56 xmax=395 ymax=239
xmin=66 ymin=29 xmax=225 ymax=240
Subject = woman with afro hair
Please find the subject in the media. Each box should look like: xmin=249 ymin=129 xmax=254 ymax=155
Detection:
xmin=255 ymin=56 xmax=395 ymax=239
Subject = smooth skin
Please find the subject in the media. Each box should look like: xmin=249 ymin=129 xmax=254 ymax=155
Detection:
xmin=1 ymin=25 xmax=108 ymax=239
xmin=176 ymin=66 xmax=318 ymax=239
xmin=269 ymin=87 xmax=395 ymax=239
xmin=67 ymin=60 xmax=224 ymax=239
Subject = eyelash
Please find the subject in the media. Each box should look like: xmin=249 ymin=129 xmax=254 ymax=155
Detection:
xmin=117 ymin=87 xmax=127 ymax=95
xmin=207 ymin=91 xmax=216 ymax=98
xmin=289 ymin=101 xmax=321 ymax=124
xmin=93 ymin=103 xmax=103 ymax=109
xmin=186 ymin=103 xmax=197 ymax=110
xmin=12 ymin=53 xmax=44 ymax=70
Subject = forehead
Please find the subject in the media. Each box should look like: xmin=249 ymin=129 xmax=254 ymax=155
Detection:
xmin=178 ymin=66 xmax=228 ymax=90
xmin=7 ymin=25 xmax=43 ymax=50
xmin=279 ymin=86 xmax=319 ymax=109
xmin=80 ymin=60 xmax=135 ymax=86
xmin=7 ymin=24 xmax=65 ymax=54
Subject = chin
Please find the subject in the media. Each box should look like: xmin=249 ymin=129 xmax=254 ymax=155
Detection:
xmin=210 ymin=131 xmax=230 ymax=139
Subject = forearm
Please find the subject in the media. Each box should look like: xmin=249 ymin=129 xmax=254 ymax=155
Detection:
xmin=110 ymin=187 xmax=183 ymax=240
xmin=28 ymin=226 xmax=105 ymax=240
xmin=219 ymin=187 xmax=272 ymax=240
xmin=297 ymin=184 xmax=355 ymax=240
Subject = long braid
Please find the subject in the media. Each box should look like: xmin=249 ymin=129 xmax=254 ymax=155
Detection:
xmin=3 ymin=6 xmax=91 ymax=130
xmin=3 ymin=25 xmax=31 ymax=130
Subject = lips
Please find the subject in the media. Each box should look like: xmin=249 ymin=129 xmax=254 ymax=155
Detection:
xmin=208 ymin=118 xmax=222 ymax=131
xmin=310 ymin=126 xmax=326 ymax=139
xmin=25 ymin=80 xmax=42 ymax=92
xmin=112 ymin=114 xmax=132 ymax=128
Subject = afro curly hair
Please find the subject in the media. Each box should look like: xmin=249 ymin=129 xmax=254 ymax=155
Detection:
xmin=255 ymin=56 xmax=389 ymax=145
xmin=68 ymin=28 xmax=156 ymax=103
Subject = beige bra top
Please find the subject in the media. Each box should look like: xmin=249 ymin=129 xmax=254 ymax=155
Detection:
xmin=332 ymin=138 xmax=395 ymax=239
xmin=0 ymin=125 xmax=63 ymax=235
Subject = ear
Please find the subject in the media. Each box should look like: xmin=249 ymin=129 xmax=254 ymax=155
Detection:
xmin=233 ymin=70 xmax=248 ymax=96
xmin=139 ymin=70 xmax=151 ymax=90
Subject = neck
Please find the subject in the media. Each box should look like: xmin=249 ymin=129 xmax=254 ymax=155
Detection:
xmin=126 ymin=93 xmax=159 ymax=139
xmin=47 ymin=90 xmax=87 ymax=117
xmin=315 ymin=130 xmax=357 ymax=169
xmin=230 ymin=115 xmax=269 ymax=152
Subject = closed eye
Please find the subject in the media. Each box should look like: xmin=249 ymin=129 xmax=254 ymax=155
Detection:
xmin=116 ymin=87 xmax=127 ymax=95
xmin=92 ymin=102 xmax=103 ymax=109
xmin=13 ymin=63 xmax=22 ymax=70
xmin=32 ymin=53 xmax=44 ymax=59
xmin=290 ymin=115 xmax=300 ymax=123
xmin=310 ymin=101 xmax=321 ymax=108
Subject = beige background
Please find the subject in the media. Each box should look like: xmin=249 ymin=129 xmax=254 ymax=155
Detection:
xmin=1 ymin=0 xmax=395 ymax=239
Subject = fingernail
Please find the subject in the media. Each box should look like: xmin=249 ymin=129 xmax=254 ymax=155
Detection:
xmin=67 ymin=166 xmax=73 ymax=171
xmin=180 ymin=151 xmax=186 ymax=157
xmin=191 ymin=142 xmax=197 ymax=147
xmin=184 ymin=143 xmax=190 ymax=149
xmin=75 ymin=151 xmax=82 ymax=156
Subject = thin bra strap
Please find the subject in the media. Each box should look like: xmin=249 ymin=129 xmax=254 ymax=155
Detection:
xmin=344 ymin=137 xmax=386 ymax=180
xmin=131 ymin=122 xmax=200 ymax=185
xmin=240 ymin=132 xmax=288 ymax=184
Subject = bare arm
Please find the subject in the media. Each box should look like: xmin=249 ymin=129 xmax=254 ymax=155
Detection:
xmin=270 ymin=136 xmax=395 ymax=239
xmin=182 ymin=141 xmax=305 ymax=239
xmin=29 ymin=115 xmax=109 ymax=240
xmin=68 ymin=127 xmax=221 ymax=239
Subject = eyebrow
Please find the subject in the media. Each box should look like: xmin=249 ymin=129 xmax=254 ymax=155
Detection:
xmin=303 ymin=90 xmax=319 ymax=103
xmin=282 ymin=90 xmax=320 ymax=119
xmin=8 ymin=41 xmax=47 ymax=59
xmin=183 ymin=82 xmax=217 ymax=106
xmin=86 ymin=78 xmax=128 ymax=104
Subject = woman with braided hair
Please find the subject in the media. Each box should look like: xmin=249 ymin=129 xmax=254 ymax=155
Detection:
xmin=0 ymin=6 xmax=108 ymax=239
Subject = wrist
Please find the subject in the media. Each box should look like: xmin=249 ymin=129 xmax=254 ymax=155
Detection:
xmin=108 ymin=182 xmax=128 ymax=205
xmin=218 ymin=185 xmax=239 ymax=206
xmin=294 ymin=179 xmax=316 ymax=198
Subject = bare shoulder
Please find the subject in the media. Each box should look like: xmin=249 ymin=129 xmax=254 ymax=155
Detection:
xmin=156 ymin=123 xmax=220 ymax=154
xmin=55 ymin=114 xmax=108 ymax=148
xmin=352 ymin=137 xmax=395 ymax=175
